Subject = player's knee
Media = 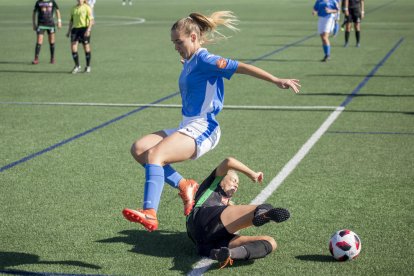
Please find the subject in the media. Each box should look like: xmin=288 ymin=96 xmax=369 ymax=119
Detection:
xmin=130 ymin=140 xmax=144 ymax=160
xmin=265 ymin=236 xmax=277 ymax=251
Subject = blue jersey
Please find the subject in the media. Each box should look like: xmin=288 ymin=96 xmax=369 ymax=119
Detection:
xmin=179 ymin=48 xmax=238 ymax=122
xmin=313 ymin=0 xmax=339 ymax=17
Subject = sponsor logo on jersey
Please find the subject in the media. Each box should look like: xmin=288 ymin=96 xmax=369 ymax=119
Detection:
xmin=216 ymin=58 xmax=227 ymax=69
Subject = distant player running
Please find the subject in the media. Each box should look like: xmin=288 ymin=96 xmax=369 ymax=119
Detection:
xmin=66 ymin=0 xmax=94 ymax=74
xmin=313 ymin=0 xmax=339 ymax=62
xmin=122 ymin=11 xmax=300 ymax=232
xmin=186 ymin=157 xmax=290 ymax=268
xmin=32 ymin=0 xmax=62 ymax=65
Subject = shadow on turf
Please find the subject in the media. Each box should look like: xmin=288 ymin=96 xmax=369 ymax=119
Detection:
xmin=0 ymin=251 xmax=101 ymax=274
xmin=97 ymin=230 xmax=201 ymax=274
xmin=0 ymin=69 xmax=70 ymax=74
xmin=0 ymin=61 xmax=31 ymax=65
xmin=295 ymin=254 xmax=335 ymax=262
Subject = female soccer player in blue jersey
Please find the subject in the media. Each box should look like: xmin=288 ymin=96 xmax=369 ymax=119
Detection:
xmin=122 ymin=11 xmax=301 ymax=232
xmin=313 ymin=0 xmax=339 ymax=61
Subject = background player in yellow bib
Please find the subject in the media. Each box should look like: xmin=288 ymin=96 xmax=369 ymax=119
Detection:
xmin=66 ymin=0 xmax=94 ymax=74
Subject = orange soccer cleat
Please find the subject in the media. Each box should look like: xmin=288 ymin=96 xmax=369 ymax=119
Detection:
xmin=178 ymin=179 xmax=199 ymax=216
xmin=122 ymin=208 xmax=158 ymax=232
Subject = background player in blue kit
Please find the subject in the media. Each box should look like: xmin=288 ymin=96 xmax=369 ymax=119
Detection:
xmin=344 ymin=0 xmax=365 ymax=47
xmin=312 ymin=0 xmax=339 ymax=61
xmin=122 ymin=11 xmax=301 ymax=232
xmin=32 ymin=0 xmax=62 ymax=64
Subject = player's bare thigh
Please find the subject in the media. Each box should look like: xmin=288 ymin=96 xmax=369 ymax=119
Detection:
xmin=131 ymin=130 xmax=166 ymax=163
xmin=220 ymin=205 xmax=256 ymax=233
xmin=145 ymin=131 xmax=196 ymax=165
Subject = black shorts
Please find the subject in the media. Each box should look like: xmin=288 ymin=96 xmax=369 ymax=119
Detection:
xmin=70 ymin=27 xmax=91 ymax=44
xmin=347 ymin=7 xmax=361 ymax=23
xmin=186 ymin=206 xmax=236 ymax=257
xmin=36 ymin=26 xmax=55 ymax=35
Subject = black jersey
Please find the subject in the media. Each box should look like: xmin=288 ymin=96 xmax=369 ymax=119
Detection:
xmin=34 ymin=0 xmax=59 ymax=27
xmin=187 ymin=169 xmax=236 ymax=255
xmin=348 ymin=0 xmax=362 ymax=9
xmin=194 ymin=169 xmax=231 ymax=208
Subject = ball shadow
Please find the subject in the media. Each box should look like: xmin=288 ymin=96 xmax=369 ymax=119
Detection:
xmin=295 ymin=254 xmax=335 ymax=262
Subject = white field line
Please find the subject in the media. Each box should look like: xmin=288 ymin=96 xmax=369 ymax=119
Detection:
xmin=0 ymin=101 xmax=338 ymax=111
xmin=187 ymin=106 xmax=345 ymax=275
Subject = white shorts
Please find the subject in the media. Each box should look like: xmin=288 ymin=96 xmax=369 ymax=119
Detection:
xmin=318 ymin=15 xmax=335 ymax=34
xmin=163 ymin=117 xmax=221 ymax=160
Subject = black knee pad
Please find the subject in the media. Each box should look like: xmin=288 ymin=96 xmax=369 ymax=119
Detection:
xmin=242 ymin=240 xmax=273 ymax=260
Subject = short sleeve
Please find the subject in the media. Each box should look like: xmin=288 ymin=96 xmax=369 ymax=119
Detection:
xmin=197 ymin=51 xmax=239 ymax=80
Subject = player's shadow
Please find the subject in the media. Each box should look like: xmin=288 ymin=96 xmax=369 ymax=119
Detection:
xmin=0 ymin=69 xmax=69 ymax=74
xmin=0 ymin=61 xmax=31 ymax=65
xmin=97 ymin=229 xmax=200 ymax=274
xmin=0 ymin=251 xmax=101 ymax=274
xmin=295 ymin=254 xmax=335 ymax=262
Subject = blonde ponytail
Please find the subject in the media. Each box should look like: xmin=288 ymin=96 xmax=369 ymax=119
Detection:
xmin=171 ymin=11 xmax=239 ymax=44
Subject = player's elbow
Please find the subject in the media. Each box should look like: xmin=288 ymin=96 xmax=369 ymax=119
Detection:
xmin=222 ymin=156 xmax=237 ymax=167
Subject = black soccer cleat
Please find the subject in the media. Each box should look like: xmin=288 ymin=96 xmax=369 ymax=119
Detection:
xmin=253 ymin=207 xmax=290 ymax=227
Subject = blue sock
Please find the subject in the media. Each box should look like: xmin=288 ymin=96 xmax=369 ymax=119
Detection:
xmin=163 ymin=164 xmax=183 ymax=188
xmin=333 ymin=22 xmax=339 ymax=36
xmin=323 ymin=45 xmax=330 ymax=56
xmin=140 ymin=163 xmax=182 ymax=188
xmin=143 ymin=164 xmax=165 ymax=211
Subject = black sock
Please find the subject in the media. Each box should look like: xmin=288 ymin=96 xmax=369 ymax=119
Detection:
xmin=356 ymin=31 xmax=360 ymax=44
xmin=34 ymin=43 xmax=41 ymax=59
xmin=229 ymin=246 xmax=248 ymax=260
xmin=72 ymin=52 xmax=79 ymax=66
xmin=50 ymin=43 xmax=55 ymax=59
xmin=239 ymin=240 xmax=273 ymax=260
xmin=85 ymin=52 xmax=91 ymax=66
xmin=345 ymin=31 xmax=350 ymax=44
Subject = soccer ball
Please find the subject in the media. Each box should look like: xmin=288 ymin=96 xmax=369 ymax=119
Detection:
xmin=329 ymin=229 xmax=361 ymax=261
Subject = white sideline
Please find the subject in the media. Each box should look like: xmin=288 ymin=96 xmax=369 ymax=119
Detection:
xmin=0 ymin=101 xmax=338 ymax=111
xmin=187 ymin=106 xmax=345 ymax=275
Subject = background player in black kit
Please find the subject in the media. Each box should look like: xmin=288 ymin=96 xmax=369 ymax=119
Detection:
xmin=344 ymin=0 xmax=365 ymax=47
xmin=186 ymin=157 xmax=290 ymax=268
xmin=32 ymin=0 xmax=61 ymax=64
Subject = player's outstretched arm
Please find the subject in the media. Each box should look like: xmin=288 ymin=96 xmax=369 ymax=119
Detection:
xmin=235 ymin=62 xmax=301 ymax=94
xmin=216 ymin=157 xmax=263 ymax=183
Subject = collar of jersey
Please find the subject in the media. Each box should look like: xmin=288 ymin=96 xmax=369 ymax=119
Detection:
xmin=186 ymin=47 xmax=206 ymax=63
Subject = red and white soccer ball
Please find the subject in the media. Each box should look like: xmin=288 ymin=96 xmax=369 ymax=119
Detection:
xmin=329 ymin=229 xmax=361 ymax=261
